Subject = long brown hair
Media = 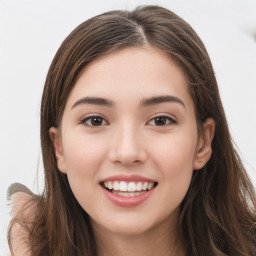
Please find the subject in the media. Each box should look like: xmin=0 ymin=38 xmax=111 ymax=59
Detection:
xmin=8 ymin=5 xmax=256 ymax=256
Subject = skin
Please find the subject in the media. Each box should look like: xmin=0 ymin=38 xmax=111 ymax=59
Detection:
xmin=50 ymin=46 xmax=215 ymax=256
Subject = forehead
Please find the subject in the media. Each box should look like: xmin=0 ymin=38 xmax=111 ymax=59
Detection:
xmin=65 ymin=46 xmax=193 ymax=110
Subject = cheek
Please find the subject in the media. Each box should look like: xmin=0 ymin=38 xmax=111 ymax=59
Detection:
xmin=62 ymin=133 xmax=107 ymax=174
xmin=149 ymin=133 xmax=197 ymax=194
xmin=60 ymin=133 xmax=109 ymax=207
xmin=61 ymin=134 xmax=108 ymax=212
xmin=151 ymin=133 xmax=197 ymax=169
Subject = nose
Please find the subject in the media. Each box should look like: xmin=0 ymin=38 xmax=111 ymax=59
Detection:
xmin=108 ymin=124 xmax=147 ymax=166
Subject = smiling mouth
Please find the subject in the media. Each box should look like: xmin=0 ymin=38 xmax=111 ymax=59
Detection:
xmin=101 ymin=181 xmax=158 ymax=197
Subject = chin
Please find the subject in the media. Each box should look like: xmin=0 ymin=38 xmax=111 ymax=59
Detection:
xmin=105 ymin=224 xmax=153 ymax=237
xmin=93 ymin=212 xmax=168 ymax=237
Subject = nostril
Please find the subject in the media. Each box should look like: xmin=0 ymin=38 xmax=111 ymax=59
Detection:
xmin=108 ymin=134 xmax=147 ymax=165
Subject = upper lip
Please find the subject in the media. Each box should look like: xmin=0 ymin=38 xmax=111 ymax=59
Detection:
xmin=100 ymin=174 xmax=156 ymax=183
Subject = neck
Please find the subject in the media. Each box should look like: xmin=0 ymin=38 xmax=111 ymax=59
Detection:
xmin=92 ymin=213 xmax=185 ymax=256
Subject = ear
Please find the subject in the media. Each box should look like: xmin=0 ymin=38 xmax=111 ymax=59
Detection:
xmin=49 ymin=127 xmax=67 ymax=174
xmin=193 ymin=118 xmax=215 ymax=170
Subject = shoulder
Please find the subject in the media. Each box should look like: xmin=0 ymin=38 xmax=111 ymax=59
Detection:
xmin=8 ymin=183 xmax=35 ymax=256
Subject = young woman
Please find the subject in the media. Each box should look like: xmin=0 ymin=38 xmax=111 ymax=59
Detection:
xmin=8 ymin=5 xmax=256 ymax=256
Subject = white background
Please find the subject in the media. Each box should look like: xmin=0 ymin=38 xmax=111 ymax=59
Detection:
xmin=0 ymin=0 xmax=256 ymax=254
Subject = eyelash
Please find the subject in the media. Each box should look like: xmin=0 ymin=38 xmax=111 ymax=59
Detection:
xmin=147 ymin=115 xmax=177 ymax=126
xmin=79 ymin=115 xmax=177 ymax=127
xmin=79 ymin=115 xmax=109 ymax=127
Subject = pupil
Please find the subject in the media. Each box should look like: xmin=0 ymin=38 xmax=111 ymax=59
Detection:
xmin=155 ymin=117 xmax=166 ymax=126
xmin=91 ymin=117 xmax=102 ymax=126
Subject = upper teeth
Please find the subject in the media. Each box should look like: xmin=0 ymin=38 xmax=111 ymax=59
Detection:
xmin=103 ymin=181 xmax=155 ymax=192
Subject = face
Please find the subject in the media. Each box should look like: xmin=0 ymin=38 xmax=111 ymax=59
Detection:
xmin=50 ymin=47 xmax=214 ymax=238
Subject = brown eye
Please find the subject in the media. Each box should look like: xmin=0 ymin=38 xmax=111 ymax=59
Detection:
xmin=80 ymin=116 xmax=108 ymax=127
xmin=148 ymin=116 xmax=176 ymax=126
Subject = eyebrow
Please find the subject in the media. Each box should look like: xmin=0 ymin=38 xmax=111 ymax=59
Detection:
xmin=72 ymin=95 xmax=185 ymax=109
xmin=141 ymin=95 xmax=185 ymax=108
xmin=72 ymin=97 xmax=114 ymax=108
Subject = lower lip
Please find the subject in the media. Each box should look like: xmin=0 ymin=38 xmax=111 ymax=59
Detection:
xmin=101 ymin=186 xmax=156 ymax=207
